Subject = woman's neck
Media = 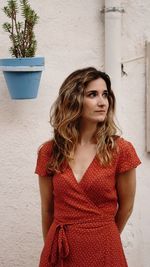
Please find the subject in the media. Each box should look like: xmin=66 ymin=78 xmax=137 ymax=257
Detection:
xmin=78 ymin=120 xmax=97 ymax=145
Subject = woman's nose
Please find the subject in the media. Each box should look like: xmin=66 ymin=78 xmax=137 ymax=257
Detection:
xmin=97 ymin=96 xmax=106 ymax=106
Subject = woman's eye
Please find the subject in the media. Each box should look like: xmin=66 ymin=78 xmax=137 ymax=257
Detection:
xmin=88 ymin=92 xmax=97 ymax=97
xmin=103 ymin=91 xmax=108 ymax=98
xmin=86 ymin=90 xmax=108 ymax=98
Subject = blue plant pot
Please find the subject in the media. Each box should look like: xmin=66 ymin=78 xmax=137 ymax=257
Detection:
xmin=0 ymin=57 xmax=45 ymax=99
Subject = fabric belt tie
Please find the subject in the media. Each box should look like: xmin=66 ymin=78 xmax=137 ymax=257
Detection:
xmin=50 ymin=224 xmax=69 ymax=265
xmin=49 ymin=217 xmax=114 ymax=266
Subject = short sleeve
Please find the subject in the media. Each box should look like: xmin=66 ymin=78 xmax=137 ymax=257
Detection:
xmin=35 ymin=140 xmax=53 ymax=177
xmin=116 ymin=138 xmax=141 ymax=174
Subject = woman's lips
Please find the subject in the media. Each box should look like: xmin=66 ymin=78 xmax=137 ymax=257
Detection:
xmin=95 ymin=110 xmax=106 ymax=112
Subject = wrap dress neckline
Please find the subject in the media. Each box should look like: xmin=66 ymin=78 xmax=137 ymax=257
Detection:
xmin=67 ymin=154 xmax=97 ymax=185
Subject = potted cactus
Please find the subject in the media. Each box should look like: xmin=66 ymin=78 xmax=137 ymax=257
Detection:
xmin=0 ymin=0 xmax=45 ymax=99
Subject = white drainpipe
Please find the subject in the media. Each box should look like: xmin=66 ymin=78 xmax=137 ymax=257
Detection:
xmin=103 ymin=0 xmax=124 ymax=112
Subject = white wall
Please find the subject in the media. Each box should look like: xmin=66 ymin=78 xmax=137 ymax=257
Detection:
xmin=0 ymin=1 xmax=149 ymax=266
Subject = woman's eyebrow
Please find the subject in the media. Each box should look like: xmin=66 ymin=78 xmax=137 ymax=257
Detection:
xmin=86 ymin=89 xmax=97 ymax=93
xmin=86 ymin=89 xmax=108 ymax=93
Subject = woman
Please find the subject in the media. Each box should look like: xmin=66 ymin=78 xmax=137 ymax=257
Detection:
xmin=35 ymin=67 xmax=141 ymax=267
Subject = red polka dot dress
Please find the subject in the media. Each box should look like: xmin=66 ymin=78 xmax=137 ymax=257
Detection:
xmin=35 ymin=137 xmax=141 ymax=267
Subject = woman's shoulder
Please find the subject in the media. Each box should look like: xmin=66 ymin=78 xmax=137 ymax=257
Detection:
xmin=115 ymin=136 xmax=135 ymax=150
xmin=114 ymin=136 xmax=141 ymax=173
xmin=115 ymin=136 xmax=139 ymax=157
xmin=38 ymin=139 xmax=54 ymax=156
xmin=35 ymin=140 xmax=54 ymax=177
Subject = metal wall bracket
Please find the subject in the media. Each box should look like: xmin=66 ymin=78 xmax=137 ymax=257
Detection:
xmin=101 ymin=7 xmax=125 ymax=13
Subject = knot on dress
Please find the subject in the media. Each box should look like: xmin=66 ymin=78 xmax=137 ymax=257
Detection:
xmin=50 ymin=224 xmax=70 ymax=265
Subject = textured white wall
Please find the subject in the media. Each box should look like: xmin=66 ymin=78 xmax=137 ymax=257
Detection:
xmin=0 ymin=1 xmax=149 ymax=267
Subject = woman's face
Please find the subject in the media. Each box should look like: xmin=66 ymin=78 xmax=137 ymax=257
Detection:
xmin=81 ymin=78 xmax=109 ymax=123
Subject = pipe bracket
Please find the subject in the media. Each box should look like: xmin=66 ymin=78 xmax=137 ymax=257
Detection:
xmin=101 ymin=7 xmax=125 ymax=13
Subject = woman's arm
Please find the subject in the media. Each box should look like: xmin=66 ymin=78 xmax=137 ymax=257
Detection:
xmin=115 ymin=168 xmax=136 ymax=234
xmin=39 ymin=175 xmax=54 ymax=242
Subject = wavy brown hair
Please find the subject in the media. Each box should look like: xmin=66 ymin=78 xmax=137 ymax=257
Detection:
xmin=48 ymin=67 xmax=120 ymax=175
